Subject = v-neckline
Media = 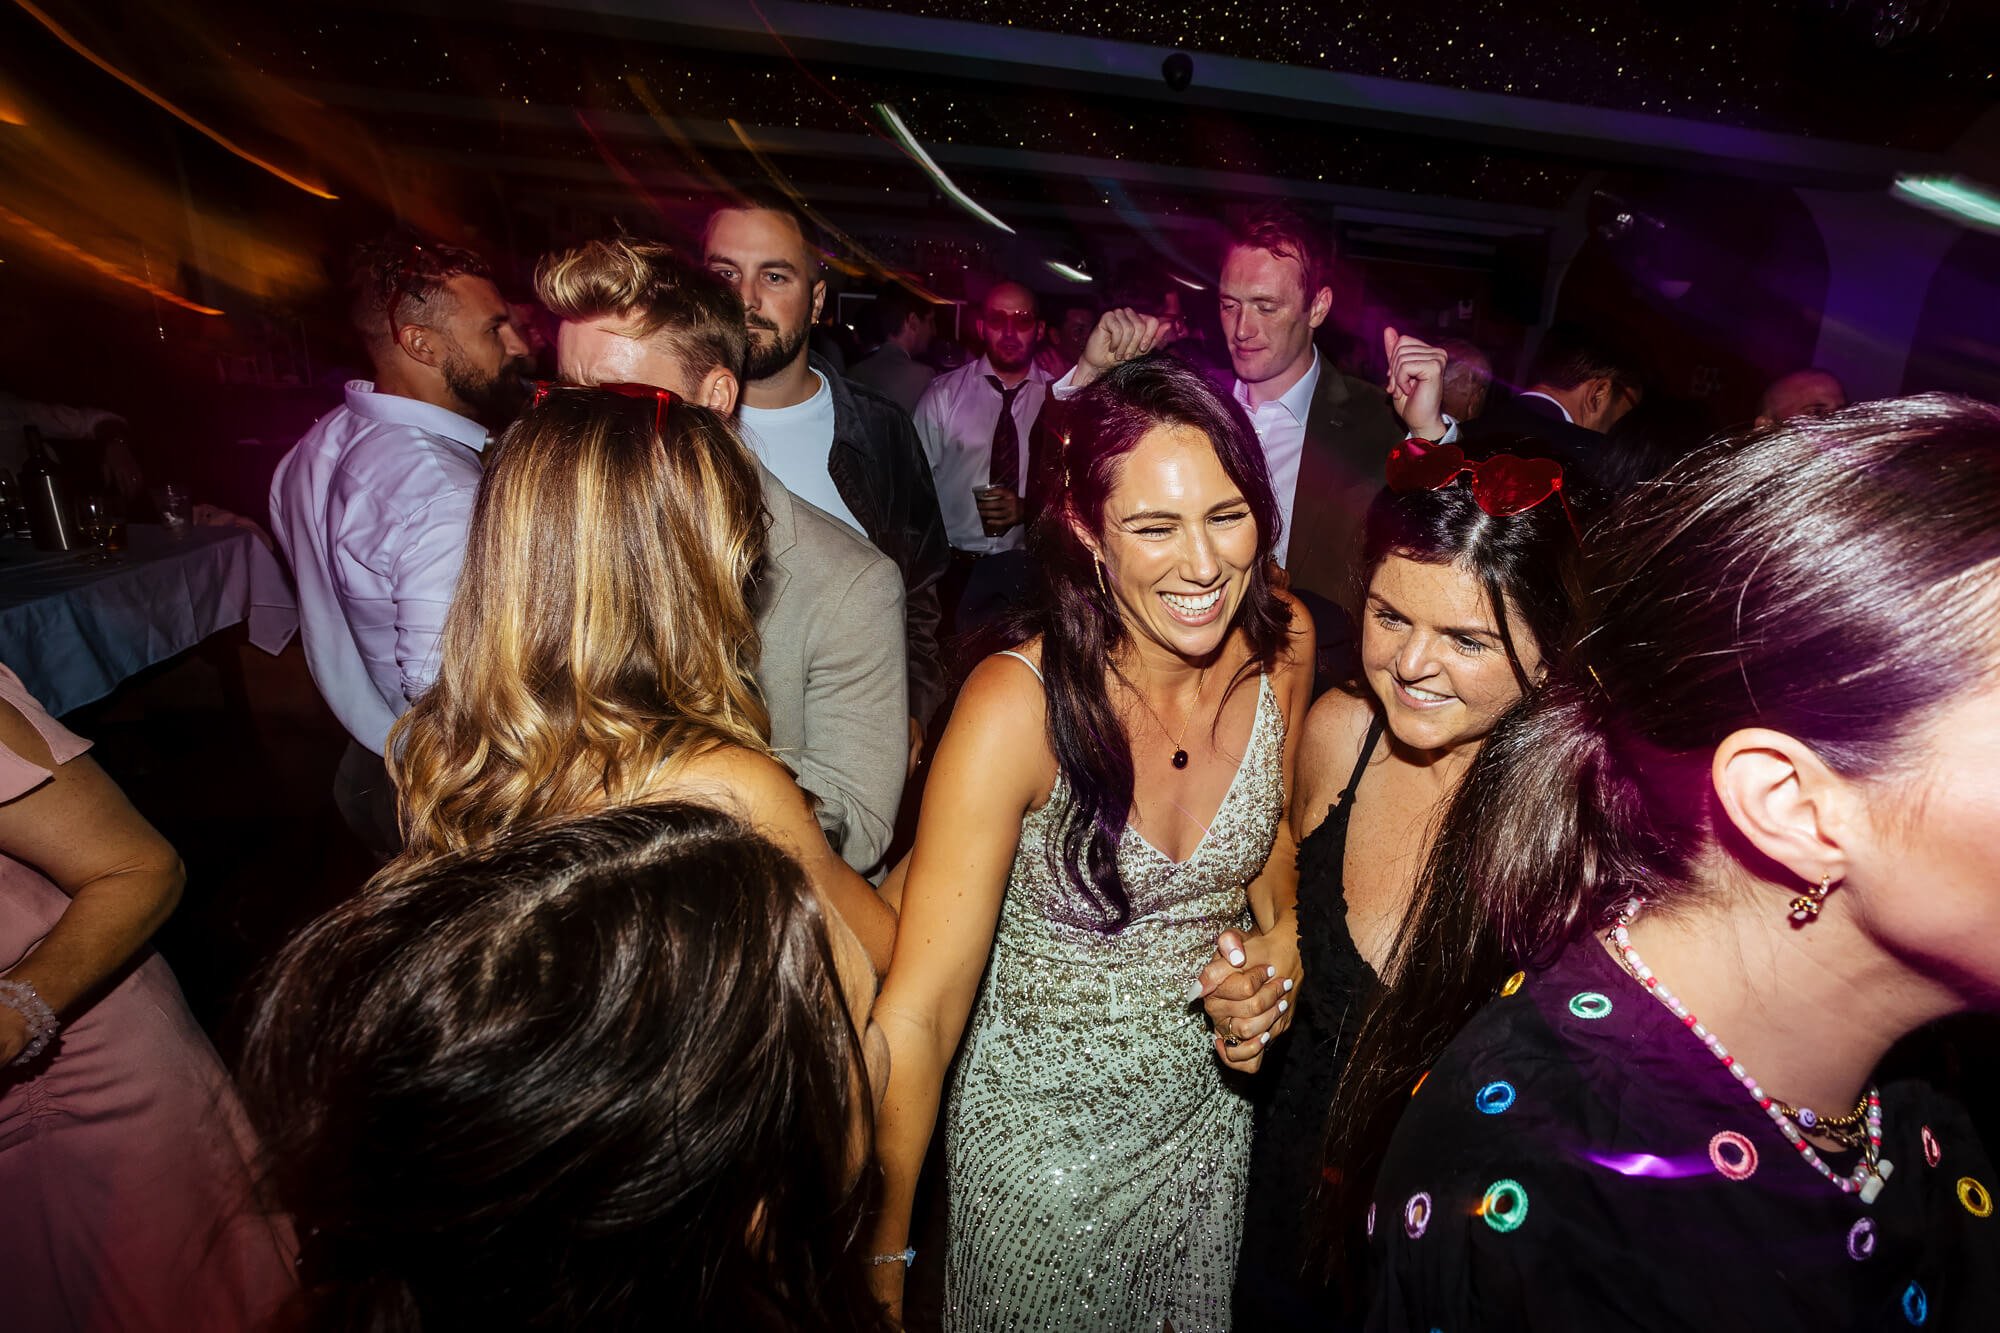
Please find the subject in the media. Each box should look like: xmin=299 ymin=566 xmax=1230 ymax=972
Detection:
xmin=1127 ymin=675 xmax=1272 ymax=868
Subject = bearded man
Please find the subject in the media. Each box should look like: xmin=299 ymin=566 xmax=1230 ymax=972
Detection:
xmin=269 ymin=233 xmax=533 ymax=853
xmin=705 ymin=193 xmax=951 ymax=739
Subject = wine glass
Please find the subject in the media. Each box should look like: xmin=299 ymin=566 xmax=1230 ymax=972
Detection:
xmin=79 ymin=494 xmax=112 ymax=564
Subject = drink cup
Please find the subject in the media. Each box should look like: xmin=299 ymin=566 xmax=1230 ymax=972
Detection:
xmin=974 ymin=484 xmax=1008 ymax=537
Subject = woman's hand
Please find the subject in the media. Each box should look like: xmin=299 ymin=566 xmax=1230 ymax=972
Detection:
xmin=1194 ymin=918 xmax=1302 ymax=1073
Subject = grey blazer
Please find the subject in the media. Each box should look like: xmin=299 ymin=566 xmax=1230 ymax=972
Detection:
xmin=754 ymin=464 xmax=909 ymax=875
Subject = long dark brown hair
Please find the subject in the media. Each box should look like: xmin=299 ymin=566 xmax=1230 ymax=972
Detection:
xmin=1010 ymin=352 xmax=1292 ymax=930
xmin=1324 ymin=394 xmax=2000 ymax=1276
xmin=240 ymin=803 xmax=890 ymax=1333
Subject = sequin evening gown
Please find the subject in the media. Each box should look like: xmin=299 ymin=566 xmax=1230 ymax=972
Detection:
xmin=943 ymin=665 xmax=1285 ymax=1333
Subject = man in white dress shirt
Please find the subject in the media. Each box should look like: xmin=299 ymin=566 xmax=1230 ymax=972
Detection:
xmin=912 ymin=280 xmax=1052 ymax=634
xmin=269 ymin=234 xmax=532 ymax=853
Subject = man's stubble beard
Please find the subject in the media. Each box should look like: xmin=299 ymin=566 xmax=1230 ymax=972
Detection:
xmin=743 ymin=319 xmax=811 ymax=382
xmin=443 ymin=349 xmax=533 ymax=430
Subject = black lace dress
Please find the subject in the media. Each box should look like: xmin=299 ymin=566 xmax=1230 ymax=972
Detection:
xmin=1234 ymin=714 xmax=1386 ymax=1326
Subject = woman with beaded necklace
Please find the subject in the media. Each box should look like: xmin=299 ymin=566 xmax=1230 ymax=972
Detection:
xmin=1330 ymin=396 xmax=2000 ymax=1329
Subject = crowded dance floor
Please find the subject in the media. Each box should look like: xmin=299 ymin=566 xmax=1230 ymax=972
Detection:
xmin=3 ymin=1 xmax=2000 ymax=1329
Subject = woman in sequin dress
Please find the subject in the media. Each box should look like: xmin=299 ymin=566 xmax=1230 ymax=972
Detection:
xmin=871 ymin=355 xmax=1315 ymax=1332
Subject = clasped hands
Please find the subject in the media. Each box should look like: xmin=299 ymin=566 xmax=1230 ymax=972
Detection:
xmin=1190 ymin=922 xmax=1301 ymax=1073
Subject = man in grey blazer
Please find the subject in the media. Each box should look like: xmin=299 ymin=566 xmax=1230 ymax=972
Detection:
xmin=539 ymin=239 xmax=907 ymax=873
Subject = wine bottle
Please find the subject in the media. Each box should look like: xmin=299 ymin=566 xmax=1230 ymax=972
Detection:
xmin=21 ymin=427 xmax=81 ymax=551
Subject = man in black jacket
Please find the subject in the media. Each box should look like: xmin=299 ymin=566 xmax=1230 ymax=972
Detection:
xmin=705 ymin=195 xmax=951 ymax=751
xmin=1465 ymin=324 xmax=1644 ymax=496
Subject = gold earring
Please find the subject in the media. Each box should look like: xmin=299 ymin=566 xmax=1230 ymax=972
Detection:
xmin=1788 ymin=873 xmax=1834 ymax=924
xmin=1094 ymin=556 xmax=1108 ymax=599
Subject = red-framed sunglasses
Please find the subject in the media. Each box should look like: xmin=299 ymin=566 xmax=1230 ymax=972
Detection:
xmin=529 ymin=380 xmax=678 ymax=430
xmin=1385 ymin=438 xmax=1579 ymax=534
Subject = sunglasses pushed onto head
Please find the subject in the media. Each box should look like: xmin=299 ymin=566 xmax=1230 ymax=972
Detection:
xmin=529 ymin=380 xmax=679 ymax=431
xmin=1385 ymin=438 xmax=1580 ymax=536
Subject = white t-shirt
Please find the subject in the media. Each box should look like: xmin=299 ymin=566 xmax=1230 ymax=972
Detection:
xmin=738 ymin=371 xmax=864 ymax=539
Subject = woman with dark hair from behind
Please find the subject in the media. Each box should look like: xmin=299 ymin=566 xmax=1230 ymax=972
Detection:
xmin=869 ymin=354 xmax=1315 ymax=1330
xmin=241 ymin=802 xmax=892 ymax=1333
xmin=1336 ymin=396 xmax=2000 ymax=1328
xmin=1221 ymin=443 xmax=1579 ymax=1325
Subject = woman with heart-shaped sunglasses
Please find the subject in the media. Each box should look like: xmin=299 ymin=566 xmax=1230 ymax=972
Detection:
xmin=1211 ymin=439 xmax=1582 ymax=1323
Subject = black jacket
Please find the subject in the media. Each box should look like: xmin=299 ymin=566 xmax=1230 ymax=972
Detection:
xmin=817 ymin=354 xmax=951 ymax=728
xmin=1276 ymin=361 xmax=1407 ymax=614
xmin=1463 ymin=392 xmax=1612 ymax=496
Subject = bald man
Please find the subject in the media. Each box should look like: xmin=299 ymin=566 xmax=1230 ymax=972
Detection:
xmin=912 ymin=280 xmax=1054 ymax=554
xmin=911 ymin=280 xmax=1053 ymax=632
xmin=1757 ymin=368 xmax=1847 ymax=428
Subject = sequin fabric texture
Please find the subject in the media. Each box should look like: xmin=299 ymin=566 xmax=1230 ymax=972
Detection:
xmin=945 ymin=675 xmax=1285 ymax=1332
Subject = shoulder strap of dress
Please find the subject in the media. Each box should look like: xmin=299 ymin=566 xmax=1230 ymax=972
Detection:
xmin=1338 ymin=710 xmax=1387 ymax=803
xmin=994 ymin=649 xmax=1044 ymax=683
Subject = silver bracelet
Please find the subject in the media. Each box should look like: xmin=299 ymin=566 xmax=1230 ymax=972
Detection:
xmin=0 ymin=979 xmax=58 ymax=1066
xmin=870 ymin=1248 xmax=916 ymax=1268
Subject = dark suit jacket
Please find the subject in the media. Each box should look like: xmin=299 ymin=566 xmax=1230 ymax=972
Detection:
xmin=1463 ymin=393 xmax=1611 ymax=497
xmin=1280 ymin=362 xmax=1408 ymax=615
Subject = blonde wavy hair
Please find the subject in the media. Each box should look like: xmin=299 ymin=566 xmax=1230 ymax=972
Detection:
xmin=390 ymin=385 xmax=770 ymax=864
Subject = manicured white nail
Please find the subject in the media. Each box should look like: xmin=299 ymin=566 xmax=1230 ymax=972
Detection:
xmin=1282 ymin=978 xmax=1294 ymax=992
xmin=1265 ymin=965 xmax=1277 ymax=979
xmin=1228 ymin=949 xmax=1246 ymax=967
xmin=1184 ymin=978 xmax=1205 ymax=1001
xmin=1278 ymin=999 xmax=1290 ymax=1015
xmin=1258 ymin=1032 xmax=1271 ymax=1046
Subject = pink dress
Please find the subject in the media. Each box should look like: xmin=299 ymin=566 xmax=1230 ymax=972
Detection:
xmin=0 ymin=666 xmax=296 ymax=1332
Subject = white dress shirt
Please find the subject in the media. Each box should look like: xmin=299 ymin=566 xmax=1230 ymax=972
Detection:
xmin=1230 ymin=351 xmax=1321 ymax=567
xmin=269 ymin=381 xmax=487 ymax=754
xmin=738 ymin=370 xmax=865 ymax=538
xmin=1514 ymin=390 xmax=1575 ymax=423
xmin=912 ymin=356 xmax=1053 ymax=554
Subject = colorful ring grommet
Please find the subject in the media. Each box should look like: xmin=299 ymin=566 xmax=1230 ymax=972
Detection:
xmin=1403 ymin=1192 xmax=1433 ymax=1239
xmin=1499 ymin=970 xmax=1526 ymax=997
xmin=1567 ymin=991 xmax=1613 ymax=1020
xmin=1365 ymin=1202 xmax=1377 ymax=1237
xmin=1708 ymin=1130 xmax=1759 ymax=1181
xmin=1903 ymin=1281 xmax=1928 ymax=1325
xmin=1847 ymin=1217 xmax=1876 ymax=1261
xmin=1480 ymin=1178 xmax=1529 ymax=1233
xmin=1957 ymin=1176 xmax=1992 ymax=1218
xmin=1475 ymin=1080 xmax=1517 ymax=1115
xmin=1922 ymin=1125 xmax=1941 ymax=1168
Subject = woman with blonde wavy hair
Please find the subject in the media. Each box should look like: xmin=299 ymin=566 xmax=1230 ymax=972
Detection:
xmin=390 ymin=383 xmax=897 ymax=974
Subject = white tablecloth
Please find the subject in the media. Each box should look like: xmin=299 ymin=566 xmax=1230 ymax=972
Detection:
xmin=0 ymin=524 xmax=298 ymax=716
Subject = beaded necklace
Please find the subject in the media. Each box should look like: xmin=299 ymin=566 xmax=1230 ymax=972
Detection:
xmin=1607 ymin=897 xmax=1893 ymax=1204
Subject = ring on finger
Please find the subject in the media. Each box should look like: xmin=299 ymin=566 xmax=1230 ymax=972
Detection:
xmin=1220 ymin=1016 xmax=1240 ymax=1047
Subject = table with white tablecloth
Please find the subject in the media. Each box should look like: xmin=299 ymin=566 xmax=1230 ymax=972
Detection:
xmin=0 ymin=525 xmax=298 ymax=716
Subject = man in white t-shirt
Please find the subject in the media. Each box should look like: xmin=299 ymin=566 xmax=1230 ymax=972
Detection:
xmin=705 ymin=193 xmax=951 ymax=747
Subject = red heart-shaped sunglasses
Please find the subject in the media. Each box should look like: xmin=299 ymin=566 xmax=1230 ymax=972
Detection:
xmin=1385 ymin=438 xmax=1579 ymax=535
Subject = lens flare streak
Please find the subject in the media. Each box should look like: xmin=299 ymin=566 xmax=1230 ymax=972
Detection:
xmin=11 ymin=0 xmax=337 ymax=200
xmin=0 ymin=200 xmax=223 ymax=314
